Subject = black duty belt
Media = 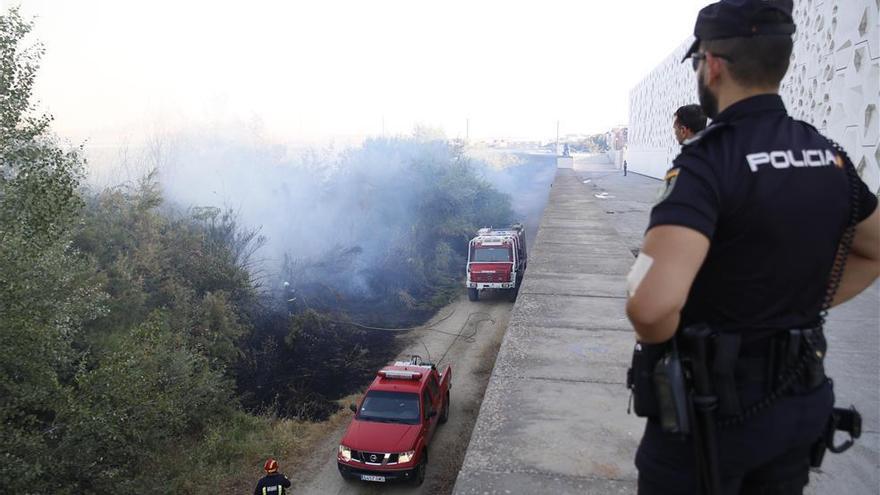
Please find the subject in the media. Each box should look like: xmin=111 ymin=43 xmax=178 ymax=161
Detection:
xmin=626 ymin=326 xmax=828 ymax=425
xmin=685 ymin=327 xmax=829 ymax=422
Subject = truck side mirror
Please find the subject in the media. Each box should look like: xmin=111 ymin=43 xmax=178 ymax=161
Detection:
xmin=349 ymin=403 xmax=357 ymax=413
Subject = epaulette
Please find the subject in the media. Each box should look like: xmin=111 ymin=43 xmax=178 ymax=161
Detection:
xmin=681 ymin=121 xmax=729 ymax=148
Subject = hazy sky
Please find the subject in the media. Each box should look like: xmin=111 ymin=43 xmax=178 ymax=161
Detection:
xmin=15 ymin=0 xmax=708 ymax=145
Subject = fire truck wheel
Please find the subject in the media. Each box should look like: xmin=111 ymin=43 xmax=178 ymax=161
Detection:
xmin=439 ymin=392 xmax=450 ymax=424
xmin=507 ymin=288 xmax=518 ymax=302
xmin=412 ymin=453 xmax=428 ymax=486
xmin=468 ymin=288 xmax=479 ymax=302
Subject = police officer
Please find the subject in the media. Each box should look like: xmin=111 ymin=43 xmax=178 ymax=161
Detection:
xmin=673 ymin=104 xmax=707 ymax=145
xmin=625 ymin=0 xmax=880 ymax=493
xmin=253 ymin=458 xmax=292 ymax=495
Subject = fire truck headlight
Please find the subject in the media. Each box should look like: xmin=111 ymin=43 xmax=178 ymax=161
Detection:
xmin=338 ymin=445 xmax=352 ymax=461
xmin=398 ymin=450 xmax=416 ymax=463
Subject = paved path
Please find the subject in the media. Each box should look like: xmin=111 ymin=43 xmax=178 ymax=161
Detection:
xmin=454 ymin=159 xmax=879 ymax=494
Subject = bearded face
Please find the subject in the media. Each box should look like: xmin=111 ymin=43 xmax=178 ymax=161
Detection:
xmin=697 ymin=63 xmax=719 ymax=119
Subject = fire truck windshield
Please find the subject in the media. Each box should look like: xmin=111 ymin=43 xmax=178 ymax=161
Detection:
xmin=358 ymin=391 xmax=420 ymax=424
xmin=472 ymin=247 xmax=511 ymax=262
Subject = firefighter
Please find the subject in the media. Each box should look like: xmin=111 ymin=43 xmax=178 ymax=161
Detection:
xmin=253 ymin=458 xmax=292 ymax=495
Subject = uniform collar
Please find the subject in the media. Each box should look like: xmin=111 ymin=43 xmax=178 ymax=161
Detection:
xmin=713 ymin=93 xmax=787 ymax=122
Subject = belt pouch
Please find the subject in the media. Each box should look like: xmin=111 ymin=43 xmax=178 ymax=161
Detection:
xmin=628 ymin=341 xmax=667 ymax=417
xmin=653 ymin=348 xmax=691 ymax=434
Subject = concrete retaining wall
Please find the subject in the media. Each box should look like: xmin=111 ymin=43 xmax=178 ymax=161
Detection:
xmin=575 ymin=153 xmax=613 ymax=165
xmin=556 ymin=156 xmax=574 ymax=169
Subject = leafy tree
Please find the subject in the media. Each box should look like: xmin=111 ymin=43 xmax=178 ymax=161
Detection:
xmin=0 ymin=8 xmax=103 ymax=490
xmin=56 ymin=313 xmax=233 ymax=492
xmin=0 ymin=9 xmax=253 ymax=491
xmin=73 ymin=172 xmax=259 ymax=368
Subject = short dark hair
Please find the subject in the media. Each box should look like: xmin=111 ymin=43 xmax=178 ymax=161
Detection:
xmin=701 ymin=35 xmax=793 ymax=87
xmin=675 ymin=104 xmax=707 ymax=133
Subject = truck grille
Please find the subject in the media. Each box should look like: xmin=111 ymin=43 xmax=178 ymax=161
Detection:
xmin=472 ymin=272 xmax=509 ymax=283
xmin=351 ymin=450 xmax=400 ymax=464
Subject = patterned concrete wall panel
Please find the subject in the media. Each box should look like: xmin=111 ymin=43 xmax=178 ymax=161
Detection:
xmin=628 ymin=0 xmax=880 ymax=194
xmin=867 ymin=0 xmax=879 ymax=59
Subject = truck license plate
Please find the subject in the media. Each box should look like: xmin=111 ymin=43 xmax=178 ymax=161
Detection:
xmin=361 ymin=475 xmax=386 ymax=482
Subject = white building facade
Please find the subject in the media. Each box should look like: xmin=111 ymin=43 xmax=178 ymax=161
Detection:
xmin=627 ymin=0 xmax=879 ymax=195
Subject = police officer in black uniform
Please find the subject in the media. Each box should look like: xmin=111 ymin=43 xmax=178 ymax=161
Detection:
xmin=625 ymin=0 xmax=880 ymax=494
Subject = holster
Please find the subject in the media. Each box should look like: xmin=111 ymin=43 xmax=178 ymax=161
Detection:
xmin=652 ymin=345 xmax=691 ymax=434
xmin=626 ymin=339 xmax=692 ymax=434
xmin=627 ymin=341 xmax=668 ymax=418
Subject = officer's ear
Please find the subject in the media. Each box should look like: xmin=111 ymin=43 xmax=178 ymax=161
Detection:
xmin=704 ymin=52 xmax=726 ymax=86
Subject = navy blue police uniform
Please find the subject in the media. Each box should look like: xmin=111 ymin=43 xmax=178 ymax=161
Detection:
xmin=633 ymin=2 xmax=878 ymax=492
xmin=637 ymin=92 xmax=877 ymax=495
xmin=253 ymin=473 xmax=291 ymax=495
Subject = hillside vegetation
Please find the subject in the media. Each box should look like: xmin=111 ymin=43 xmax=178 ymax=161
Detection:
xmin=0 ymin=9 xmax=512 ymax=492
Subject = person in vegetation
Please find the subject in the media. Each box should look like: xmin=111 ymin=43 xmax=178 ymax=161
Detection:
xmin=253 ymin=458 xmax=292 ymax=495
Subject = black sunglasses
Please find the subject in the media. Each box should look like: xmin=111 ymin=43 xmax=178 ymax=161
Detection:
xmin=689 ymin=52 xmax=734 ymax=71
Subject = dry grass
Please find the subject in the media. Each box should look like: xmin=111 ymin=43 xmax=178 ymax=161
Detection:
xmin=214 ymin=393 xmax=362 ymax=493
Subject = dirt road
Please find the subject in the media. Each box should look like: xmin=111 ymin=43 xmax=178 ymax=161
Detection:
xmin=292 ymin=291 xmax=514 ymax=495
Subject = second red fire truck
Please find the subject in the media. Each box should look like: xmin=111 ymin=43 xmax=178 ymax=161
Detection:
xmin=465 ymin=224 xmax=528 ymax=302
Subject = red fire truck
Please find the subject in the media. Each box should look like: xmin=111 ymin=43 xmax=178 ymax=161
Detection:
xmin=466 ymin=224 xmax=527 ymax=302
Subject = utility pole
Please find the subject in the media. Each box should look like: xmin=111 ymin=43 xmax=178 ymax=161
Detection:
xmin=466 ymin=118 xmax=470 ymax=142
xmin=556 ymin=120 xmax=560 ymax=155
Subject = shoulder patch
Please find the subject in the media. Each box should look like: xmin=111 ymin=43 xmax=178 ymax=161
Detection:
xmin=656 ymin=167 xmax=680 ymax=204
xmin=682 ymin=121 xmax=729 ymax=147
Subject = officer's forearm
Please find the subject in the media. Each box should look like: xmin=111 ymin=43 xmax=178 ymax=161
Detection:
xmin=630 ymin=308 xmax=680 ymax=343
xmin=831 ymin=254 xmax=880 ymax=307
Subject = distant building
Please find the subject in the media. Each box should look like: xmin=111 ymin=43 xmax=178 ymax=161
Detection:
xmin=605 ymin=126 xmax=628 ymax=151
